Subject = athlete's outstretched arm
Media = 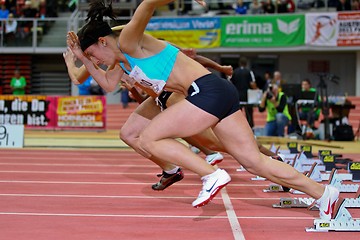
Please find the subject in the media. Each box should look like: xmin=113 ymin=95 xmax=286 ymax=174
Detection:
xmin=63 ymin=47 xmax=90 ymax=85
xmin=66 ymin=31 xmax=123 ymax=92
xmin=193 ymin=55 xmax=233 ymax=76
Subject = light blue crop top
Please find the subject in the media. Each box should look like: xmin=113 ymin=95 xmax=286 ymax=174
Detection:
xmin=120 ymin=43 xmax=180 ymax=94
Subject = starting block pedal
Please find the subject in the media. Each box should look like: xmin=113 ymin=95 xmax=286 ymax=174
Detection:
xmin=306 ymin=198 xmax=360 ymax=232
xmin=329 ymin=169 xmax=360 ymax=193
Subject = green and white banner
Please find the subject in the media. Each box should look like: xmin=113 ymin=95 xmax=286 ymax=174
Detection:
xmin=221 ymin=15 xmax=305 ymax=47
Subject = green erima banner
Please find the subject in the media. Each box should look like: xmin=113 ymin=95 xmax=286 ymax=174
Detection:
xmin=221 ymin=15 xmax=305 ymax=47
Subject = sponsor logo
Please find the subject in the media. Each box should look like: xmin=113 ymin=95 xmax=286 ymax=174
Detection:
xmin=350 ymin=162 xmax=360 ymax=170
xmin=319 ymin=150 xmax=331 ymax=156
xmin=319 ymin=222 xmax=330 ymax=228
xmin=206 ymin=180 xmax=218 ymax=193
xmin=277 ymin=19 xmax=300 ymax=35
xmin=226 ymin=21 xmax=273 ymax=35
xmin=323 ymin=155 xmax=335 ymax=162
xmin=282 ymin=200 xmax=292 ymax=205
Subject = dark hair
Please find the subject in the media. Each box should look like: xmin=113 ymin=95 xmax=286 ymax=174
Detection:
xmin=239 ymin=56 xmax=248 ymax=66
xmin=78 ymin=0 xmax=116 ymax=51
xmin=302 ymin=78 xmax=311 ymax=86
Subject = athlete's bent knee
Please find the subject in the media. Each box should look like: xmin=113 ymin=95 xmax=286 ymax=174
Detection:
xmin=119 ymin=126 xmax=138 ymax=147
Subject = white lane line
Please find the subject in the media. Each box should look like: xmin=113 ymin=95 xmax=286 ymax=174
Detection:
xmin=0 ymin=157 xmax=150 ymax=162
xmin=0 ymin=170 xmax=264 ymax=180
xmin=0 ymin=193 xmax=193 ymax=199
xmin=221 ymin=188 xmax=245 ymax=240
xmin=0 ymin=163 xmax=159 ymax=168
xmin=0 ymin=171 xmax=167 ymax=175
xmin=0 ymin=212 xmax=316 ymax=220
xmin=0 ymin=180 xmax=269 ymax=187
xmin=0 ymin=193 xmax=279 ymax=201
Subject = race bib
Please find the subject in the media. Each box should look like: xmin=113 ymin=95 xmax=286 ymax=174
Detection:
xmin=129 ymin=66 xmax=166 ymax=95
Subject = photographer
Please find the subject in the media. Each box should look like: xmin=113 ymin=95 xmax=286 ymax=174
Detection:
xmin=259 ymin=84 xmax=292 ymax=137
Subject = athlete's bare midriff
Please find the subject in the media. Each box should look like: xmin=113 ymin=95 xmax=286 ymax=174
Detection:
xmin=165 ymin=52 xmax=211 ymax=96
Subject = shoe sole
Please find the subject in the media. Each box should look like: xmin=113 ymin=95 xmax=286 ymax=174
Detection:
xmin=192 ymin=181 xmax=230 ymax=208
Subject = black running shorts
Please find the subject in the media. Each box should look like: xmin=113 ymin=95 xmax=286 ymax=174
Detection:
xmin=185 ymin=73 xmax=240 ymax=120
xmin=156 ymin=90 xmax=173 ymax=111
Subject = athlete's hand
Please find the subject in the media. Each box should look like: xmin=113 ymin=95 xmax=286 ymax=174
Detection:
xmin=66 ymin=31 xmax=84 ymax=59
xmin=181 ymin=48 xmax=197 ymax=59
xmin=221 ymin=65 xmax=233 ymax=77
xmin=63 ymin=47 xmax=77 ymax=66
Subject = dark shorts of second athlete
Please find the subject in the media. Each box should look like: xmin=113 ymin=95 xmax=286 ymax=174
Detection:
xmin=186 ymin=73 xmax=240 ymax=120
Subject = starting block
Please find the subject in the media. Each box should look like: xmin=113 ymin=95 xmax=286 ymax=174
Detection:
xmin=329 ymin=169 xmax=359 ymax=193
xmin=306 ymin=198 xmax=360 ymax=232
xmin=273 ymin=187 xmax=360 ymax=209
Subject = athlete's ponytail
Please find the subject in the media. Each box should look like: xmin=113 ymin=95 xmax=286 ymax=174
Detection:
xmin=78 ymin=0 xmax=116 ymax=51
xmin=86 ymin=0 xmax=116 ymax=22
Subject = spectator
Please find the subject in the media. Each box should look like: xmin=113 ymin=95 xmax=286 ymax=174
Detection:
xmin=5 ymin=0 xmax=16 ymax=15
xmin=277 ymin=0 xmax=295 ymax=13
xmin=10 ymin=69 xmax=27 ymax=95
xmin=230 ymin=56 xmax=257 ymax=128
xmin=263 ymin=0 xmax=275 ymax=13
xmin=286 ymin=0 xmax=296 ymax=12
xmin=336 ymin=0 xmax=351 ymax=11
xmin=312 ymin=0 xmax=325 ymax=8
xmin=0 ymin=3 xmax=9 ymax=19
xmin=233 ymin=0 xmax=248 ymax=15
xmin=262 ymin=71 xmax=273 ymax=92
xmin=298 ymin=79 xmax=320 ymax=128
xmin=120 ymin=86 xmax=130 ymax=109
xmin=77 ymin=76 xmax=92 ymax=95
xmin=46 ymin=0 xmax=58 ymax=17
xmin=21 ymin=0 xmax=38 ymax=18
xmin=249 ymin=0 xmax=263 ymax=14
xmin=273 ymin=70 xmax=285 ymax=89
xmin=259 ymin=84 xmax=292 ymax=136
xmin=5 ymin=12 xmax=17 ymax=45
xmin=352 ymin=0 xmax=360 ymax=10
xmin=39 ymin=0 xmax=46 ymax=19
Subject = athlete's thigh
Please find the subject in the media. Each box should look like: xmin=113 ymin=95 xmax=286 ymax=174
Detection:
xmin=189 ymin=128 xmax=225 ymax=152
xmin=166 ymin=92 xmax=185 ymax=107
xmin=121 ymin=98 xmax=160 ymax=137
xmin=142 ymin=99 xmax=219 ymax=140
xmin=134 ymin=97 xmax=161 ymax=120
xmin=212 ymin=111 xmax=261 ymax=164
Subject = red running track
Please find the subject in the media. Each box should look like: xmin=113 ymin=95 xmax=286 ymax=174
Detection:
xmin=0 ymin=149 xmax=359 ymax=240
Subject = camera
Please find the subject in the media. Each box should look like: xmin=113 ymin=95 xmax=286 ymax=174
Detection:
xmin=266 ymin=85 xmax=273 ymax=99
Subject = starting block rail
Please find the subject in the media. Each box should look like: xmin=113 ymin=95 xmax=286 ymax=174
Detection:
xmin=306 ymin=198 xmax=360 ymax=232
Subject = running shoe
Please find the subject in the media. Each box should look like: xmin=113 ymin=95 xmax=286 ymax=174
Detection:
xmin=205 ymin=152 xmax=224 ymax=166
xmin=315 ymin=185 xmax=340 ymax=220
xmin=152 ymin=168 xmax=184 ymax=191
xmin=192 ymin=169 xmax=231 ymax=208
